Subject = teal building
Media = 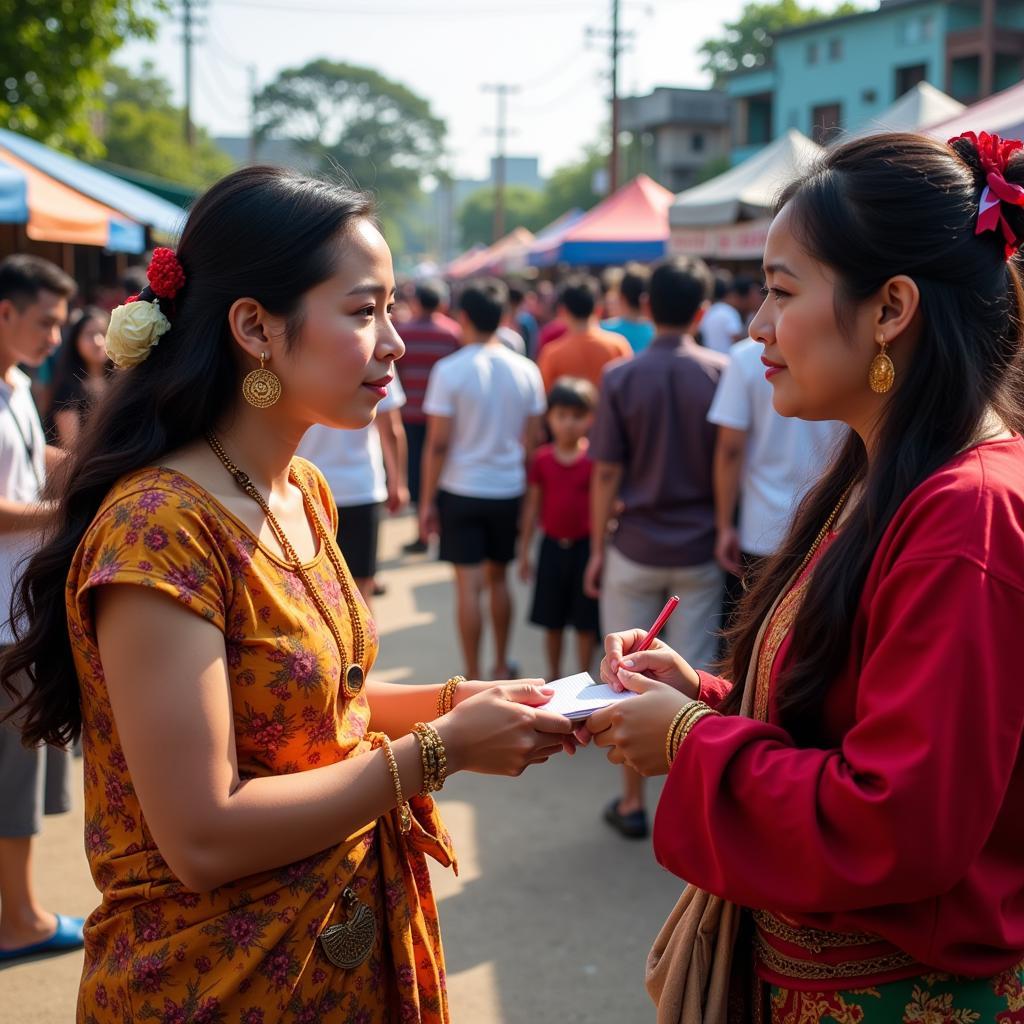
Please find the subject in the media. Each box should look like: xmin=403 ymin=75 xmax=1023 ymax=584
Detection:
xmin=727 ymin=0 xmax=1024 ymax=162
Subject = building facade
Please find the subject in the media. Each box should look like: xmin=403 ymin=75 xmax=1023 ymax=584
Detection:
xmin=727 ymin=0 xmax=1024 ymax=162
xmin=619 ymin=87 xmax=732 ymax=191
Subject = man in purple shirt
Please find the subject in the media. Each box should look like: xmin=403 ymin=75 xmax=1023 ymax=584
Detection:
xmin=585 ymin=256 xmax=727 ymax=839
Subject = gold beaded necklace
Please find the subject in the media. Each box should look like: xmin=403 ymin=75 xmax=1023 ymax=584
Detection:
xmin=206 ymin=433 xmax=367 ymax=699
xmin=795 ymin=483 xmax=855 ymax=577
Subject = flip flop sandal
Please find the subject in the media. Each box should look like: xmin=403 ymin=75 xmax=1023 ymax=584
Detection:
xmin=0 ymin=914 xmax=85 ymax=962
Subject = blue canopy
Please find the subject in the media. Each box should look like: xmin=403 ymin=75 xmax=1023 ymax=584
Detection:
xmin=0 ymin=159 xmax=28 ymax=223
xmin=0 ymin=129 xmax=185 ymax=238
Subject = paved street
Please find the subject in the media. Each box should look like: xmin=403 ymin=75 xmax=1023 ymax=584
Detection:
xmin=3 ymin=511 xmax=682 ymax=1022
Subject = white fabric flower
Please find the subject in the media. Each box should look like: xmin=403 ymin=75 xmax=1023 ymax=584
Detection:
xmin=105 ymin=299 xmax=171 ymax=368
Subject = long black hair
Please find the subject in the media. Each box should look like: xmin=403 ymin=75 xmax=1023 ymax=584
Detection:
xmin=722 ymin=132 xmax=1024 ymax=742
xmin=2 ymin=165 xmax=374 ymax=746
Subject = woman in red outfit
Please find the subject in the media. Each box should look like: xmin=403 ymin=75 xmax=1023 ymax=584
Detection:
xmin=583 ymin=130 xmax=1024 ymax=1022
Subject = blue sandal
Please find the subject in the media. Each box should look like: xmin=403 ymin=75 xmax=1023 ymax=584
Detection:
xmin=0 ymin=914 xmax=84 ymax=961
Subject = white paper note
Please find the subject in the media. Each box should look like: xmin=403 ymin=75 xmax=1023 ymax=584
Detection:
xmin=542 ymin=671 xmax=638 ymax=722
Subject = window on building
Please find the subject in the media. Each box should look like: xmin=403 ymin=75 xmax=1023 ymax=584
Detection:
xmin=828 ymin=38 xmax=843 ymax=61
xmin=895 ymin=64 xmax=928 ymax=97
xmin=807 ymin=41 xmax=819 ymax=64
xmin=811 ymin=103 xmax=842 ymax=145
xmin=692 ymin=132 xmax=705 ymax=152
xmin=899 ymin=14 xmax=936 ymax=45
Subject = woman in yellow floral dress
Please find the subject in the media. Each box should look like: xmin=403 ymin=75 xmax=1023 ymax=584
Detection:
xmin=1 ymin=167 xmax=573 ymax=1023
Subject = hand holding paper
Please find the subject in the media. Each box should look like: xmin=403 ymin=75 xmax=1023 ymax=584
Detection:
xmin=542 ymin=671 xmax=638 ymax=722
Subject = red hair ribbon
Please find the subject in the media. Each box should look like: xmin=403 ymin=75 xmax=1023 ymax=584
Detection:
xmin=146 ymin=247 xmax=186 ymax=300
xmin=949 ymin=131 xmax=1024 ymax=260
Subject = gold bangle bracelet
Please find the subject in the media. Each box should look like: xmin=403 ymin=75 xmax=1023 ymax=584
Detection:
xmin=670 ymin=704 xmax=720 ymax=763
xmin=436 ymin=675 xmax=465 ymax=718
xmin=380 ymin=736 xmax=412 ymax=833
xmin=413 ymin=721 xmax=448 ymax=793
xmin=665 ymin=707 xmax=690 ymax=769
xmin=667 ymin=702 xmax=709 ymax=765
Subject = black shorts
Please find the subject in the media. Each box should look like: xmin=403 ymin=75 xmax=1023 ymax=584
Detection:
xmin=336 ymin=502 xmax=382 ymax=579
xmin=529 ymin=535 xmax=600 ymax=633
xmin=437 ymin=490 xmax=521 ymax=566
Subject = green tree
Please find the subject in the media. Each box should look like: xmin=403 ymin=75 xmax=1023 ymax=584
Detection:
xmin=254 ymin=59 xmax=446 ymax=231
xmin=457 ymin=186 xmax=547 ymax=248
xmin=700 ymin=0 xmax=863 ymax=84
xmin=99 ymin=64 xmax=234 ymax=188
xmin=538 ymin=146 xmax=607 ymax=226
xmin=1 ymin=1 xmax=160 ymax=157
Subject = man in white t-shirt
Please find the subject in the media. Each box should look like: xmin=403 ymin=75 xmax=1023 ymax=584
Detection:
xmin=420 ymin=279 xmax=546 ymax=680
xmin=708 ymin=337 xmax=845 ymax=620
xmin=0 ymin=255 xmax=83 ymax=962
xmin=699 ymin=270 xmax=747 ymax=355
xmin=297 ymin=371 xmax=408 ymax=607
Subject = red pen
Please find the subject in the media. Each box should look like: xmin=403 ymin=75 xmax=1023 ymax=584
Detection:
xmin=636 ymin=595 xmax=680 ymax=652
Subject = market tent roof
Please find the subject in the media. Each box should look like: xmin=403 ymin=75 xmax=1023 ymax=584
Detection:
xmin=448 ymin=228 xmax=535 ymax=279
xmin=549 ymin=175 xmax=675 ymax=265
xmin=860 ymin=82 xmax=964 ymax=135
xmin=444 ymin=244 xmax=486 ymax=278
xmin=0 ymin=161 xmax=28 ymax=223
xmin=921 ymin=78 xmax=1024 ymax=142
xmin=0 ymin=150 xmax=144 ymax=252
xmin=527 ymin=208 xmax=585 ymax=267
xmin=0 ymin=129 xmax=185 ymax=238
xmin=670 ymin=129 xmax=824 ymax=228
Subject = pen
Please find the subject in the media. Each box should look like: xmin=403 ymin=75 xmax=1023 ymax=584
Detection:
xmin=636 ymin=596 xmax=680 ymax=652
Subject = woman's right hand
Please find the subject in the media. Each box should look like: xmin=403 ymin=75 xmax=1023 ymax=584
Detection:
xmin=434 ymin=680 xmax=575 ymax=777
xmin=599 ymin=630 xmax=701 ymax=700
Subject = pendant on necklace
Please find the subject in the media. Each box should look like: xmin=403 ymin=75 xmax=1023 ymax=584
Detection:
xmin=345 ymin=663 xmax=365 ymax=697
xmin=319 ymin=887 xmax=376 ymax=969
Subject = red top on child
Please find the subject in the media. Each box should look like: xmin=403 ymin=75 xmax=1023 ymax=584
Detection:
xmin=527 ymin=443 xmax=592 ymax=542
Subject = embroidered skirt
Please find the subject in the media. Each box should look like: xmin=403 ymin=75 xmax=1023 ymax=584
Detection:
xmin=768 ymin=955 xmax=1024 ymax=1023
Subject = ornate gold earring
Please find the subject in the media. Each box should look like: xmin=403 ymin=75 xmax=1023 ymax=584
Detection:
xmin=868 ymin=335 xmax=895 ymax=394
xmin=242 ymin=352 xmax=282 ymax=408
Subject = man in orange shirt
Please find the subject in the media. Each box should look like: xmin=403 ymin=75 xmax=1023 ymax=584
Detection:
xmin=537 ymin=276 xmax=632 ymax=392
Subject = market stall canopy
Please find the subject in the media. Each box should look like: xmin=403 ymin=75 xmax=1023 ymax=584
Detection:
xmin=0 ymin=129 xmax=185 ymax=239
xmin=527 ymin=208 xmax=585 ymax=268
xmin=0 ymin=161 xmax=28 ymax=223
xmin=921 ymin=78 xmax=1024 ymax=143
xmin=0 ymin=150 xmax=144 ymax=252
xmin=447 ymin=228 xmax=535 ymax=279
xmin=860 ymin=82 xmax=964 ymax=135
xmin=549 ymin=175 xmax=673 ymax=265
xmin=444 ymin=244 xmax=486 ymax=278
xmin=670 ymin=129 xmax=824 ymax=228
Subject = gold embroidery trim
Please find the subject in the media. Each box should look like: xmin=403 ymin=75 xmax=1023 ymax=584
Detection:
xmin=754 ymin=575 xmax=811 ymax=723
xmin=753 ymin=910 xmax=879 ymax=953
xmin=754 ymin=933 xmax=917 ymax=981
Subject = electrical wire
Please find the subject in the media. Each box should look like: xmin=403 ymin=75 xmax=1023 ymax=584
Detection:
xmin=216 ymin=0 xmax=602 ymax=16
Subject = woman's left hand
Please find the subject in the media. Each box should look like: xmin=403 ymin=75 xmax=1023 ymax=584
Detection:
xmin=581 ymin=664 xmax=693 ymax=777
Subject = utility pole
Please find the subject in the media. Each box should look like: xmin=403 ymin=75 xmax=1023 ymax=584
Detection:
xmin=610 ymin=0 xmax=621 ymax=193
xmin=482 ymin=83 xmax=519 ymax=243
xmin=182 ymin=0 xmax=196 ymax=148
xmin=248 ymin=64 xmax=259 ymax=164
xmin=587 ymin=1 xmax=632 ymax=195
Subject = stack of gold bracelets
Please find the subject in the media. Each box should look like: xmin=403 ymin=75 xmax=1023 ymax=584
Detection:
xmin=665 ymin=701 xmax=719 ymax=768
xmin=378 ymin=677 xmax=463 ymax=835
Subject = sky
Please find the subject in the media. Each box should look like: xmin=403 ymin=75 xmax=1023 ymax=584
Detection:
xmin=119 ymin=0 xmax=754 ymax=181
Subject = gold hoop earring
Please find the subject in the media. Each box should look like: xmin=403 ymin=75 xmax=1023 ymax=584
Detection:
xmin=868 ymin=335 xmax=895 ymax=394
xmin=242 ymin=352 xmax=282 ymax=408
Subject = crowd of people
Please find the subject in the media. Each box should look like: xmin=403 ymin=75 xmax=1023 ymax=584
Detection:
xmin=0 ymin=125 xmax=1023 ymax=1024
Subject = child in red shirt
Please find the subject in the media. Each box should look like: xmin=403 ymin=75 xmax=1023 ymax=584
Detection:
xmin=518 ymin=377 xmax=600 ymax=679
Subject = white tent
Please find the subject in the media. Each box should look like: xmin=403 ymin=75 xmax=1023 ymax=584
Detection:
xmin=921 ymin=78 xmax=1024 ymax=143
xmin=860 ymin=82 xmax=964 ymax=135
xmin=669 ymin=129 xmax=824 ymax=228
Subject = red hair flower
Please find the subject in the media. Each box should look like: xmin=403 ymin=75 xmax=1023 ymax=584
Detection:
xmin=146 ymin=247 xmax=186 ymax=300
xmin=949 ymin=131 xmax=1024 ymax=260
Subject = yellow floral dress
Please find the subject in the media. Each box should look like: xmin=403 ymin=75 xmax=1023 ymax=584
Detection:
xmin=67 ymin=459 xmax=456 ymax=1024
